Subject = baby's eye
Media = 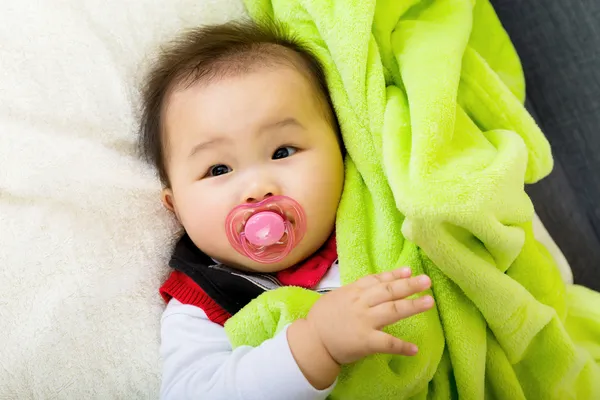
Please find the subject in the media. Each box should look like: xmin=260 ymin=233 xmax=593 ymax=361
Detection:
xmin=272 ymin=146 xmax=297 ymax=160
xmin=207 ymin=164 xmax=232 ymax=177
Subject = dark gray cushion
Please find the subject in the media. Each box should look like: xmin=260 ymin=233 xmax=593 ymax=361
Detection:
xmin=491 ymin=0 xmax=600 ymax=290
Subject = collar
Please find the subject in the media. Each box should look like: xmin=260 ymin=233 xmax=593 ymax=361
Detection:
xmin=275 ymin=233 xmax=337 ymax=289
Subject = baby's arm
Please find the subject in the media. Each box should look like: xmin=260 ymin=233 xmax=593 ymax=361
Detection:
xmin=160 ymin=299 xmax=335 ymax=400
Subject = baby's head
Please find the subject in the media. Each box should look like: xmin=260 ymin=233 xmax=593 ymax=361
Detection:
xmin=139 ymin=20 xmax=344 ymax=273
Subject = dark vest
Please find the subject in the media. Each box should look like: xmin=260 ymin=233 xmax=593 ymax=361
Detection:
xmin=169 ymin=234 xmax=335 ymax=315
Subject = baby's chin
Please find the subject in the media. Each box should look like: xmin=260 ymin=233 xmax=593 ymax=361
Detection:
xmin=210 ymin=239 xmax=318 ymax=274
xmin=216 ymin=247 xmax=308 ymax=274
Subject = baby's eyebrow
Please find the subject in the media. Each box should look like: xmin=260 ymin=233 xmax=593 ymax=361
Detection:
xmin=188 ymin=137 xmax=226 ymax=158
xmin=260 ymin=117 xmax=304 ymax=133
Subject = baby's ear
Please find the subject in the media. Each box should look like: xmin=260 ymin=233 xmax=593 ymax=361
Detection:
xmin=161 ymin=188 xmax=176 ymax=213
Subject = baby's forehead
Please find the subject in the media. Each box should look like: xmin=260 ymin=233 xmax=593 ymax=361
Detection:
xmin=162 ymin=66 xmax=325 ymax=151
xmin=163 ymin=58 xmax=329 ymax=128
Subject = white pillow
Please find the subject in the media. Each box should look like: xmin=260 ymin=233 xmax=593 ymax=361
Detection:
xmin=0 ymin=1 xmax=245 ymax=398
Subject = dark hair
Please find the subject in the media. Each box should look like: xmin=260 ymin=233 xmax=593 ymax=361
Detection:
xmin=138 ymin=19 xmax=338 ymax=187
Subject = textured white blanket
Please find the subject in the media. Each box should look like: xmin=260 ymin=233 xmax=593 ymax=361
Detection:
xmin=0 ymin=1 xmax=244 ymax=398
xmin=0 ymin=1 xmax=572 ymax=398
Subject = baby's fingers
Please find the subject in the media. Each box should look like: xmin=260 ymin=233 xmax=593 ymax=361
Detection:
xmin=370 ymin=295 xmax=434 ymax=329
xmin=353 ymin=267 xmax=412 ymax=289
xmin=363 ymin=274 xmax=431 ymax=307
xmin=367 ymin=331 xmax=419 ymax=356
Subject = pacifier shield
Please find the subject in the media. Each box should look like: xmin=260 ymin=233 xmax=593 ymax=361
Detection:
xmin=225 ymin=196 xmax=306 ymax=264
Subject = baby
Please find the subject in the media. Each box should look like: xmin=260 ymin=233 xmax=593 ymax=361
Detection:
xmin=139 ymin=20 xmax=434 ymax=400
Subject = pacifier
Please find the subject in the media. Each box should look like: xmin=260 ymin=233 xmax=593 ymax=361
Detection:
xmin=225 ymin=196 xmax=306 ymax=264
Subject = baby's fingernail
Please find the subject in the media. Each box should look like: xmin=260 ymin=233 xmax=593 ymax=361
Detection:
xmin=399 ymin=267 xmax=411 ymax=275
xmin=419 ymin=295 xmax=434 ymax=306
xmin=409 ymin=344 xmax=419 ymax=355
xmin=417 ymin=275 xmax=430 ymax=285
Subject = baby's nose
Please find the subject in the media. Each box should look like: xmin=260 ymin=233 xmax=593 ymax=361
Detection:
xmin=242 ymin=181 xmax=280 ymax=203
xmin=245 ymin=192 xmax=274 ymax=203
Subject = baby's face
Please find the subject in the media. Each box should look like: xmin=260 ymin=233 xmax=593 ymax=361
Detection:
xmin=162 ymin=66 xmax=344 ymax=273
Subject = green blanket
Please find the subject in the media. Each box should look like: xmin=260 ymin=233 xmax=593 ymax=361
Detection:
xmin=224 ymin=0 xmax=600 ymax=398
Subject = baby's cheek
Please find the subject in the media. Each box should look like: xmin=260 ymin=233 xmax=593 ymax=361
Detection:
xmin=178 ymin=190 xmax=225 ymax=243
xmin=192 ymin=206 xmax=225 ymax=237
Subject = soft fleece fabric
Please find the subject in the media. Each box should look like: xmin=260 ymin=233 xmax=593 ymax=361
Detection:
xmin=224 ymin=0 xmax=600 ymax=398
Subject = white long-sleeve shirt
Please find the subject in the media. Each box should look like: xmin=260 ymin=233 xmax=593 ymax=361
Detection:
xmin=160 ymin=262 xmax=341 ymax=400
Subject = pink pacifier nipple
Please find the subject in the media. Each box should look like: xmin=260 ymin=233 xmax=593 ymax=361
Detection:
xmin=244 ymin=212 xmax=286 ymax=247
xmin=225 ymin=196 xmax=307 ymax=264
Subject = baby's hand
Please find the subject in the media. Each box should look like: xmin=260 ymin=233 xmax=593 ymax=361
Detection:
xmin=287 ymin=268 xmax=433 ymax=389
xmin=308 ymin=267 xmax=433 ymax=364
